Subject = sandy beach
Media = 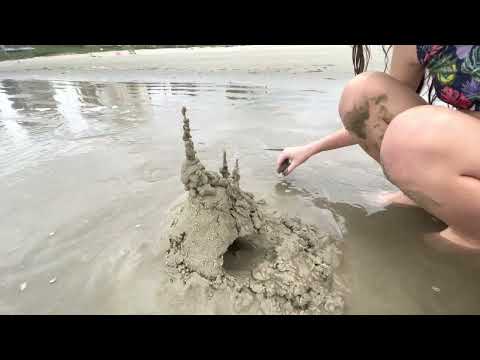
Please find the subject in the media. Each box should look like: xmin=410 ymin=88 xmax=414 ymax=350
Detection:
xmin=0 ymin=45 xmax=386 ymax=76
xmin=1 ymin=45 xmax=479 ymax=314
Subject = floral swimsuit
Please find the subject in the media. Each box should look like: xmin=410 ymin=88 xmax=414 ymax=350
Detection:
xmin=416 ymin=45 xmax=480 ymax=111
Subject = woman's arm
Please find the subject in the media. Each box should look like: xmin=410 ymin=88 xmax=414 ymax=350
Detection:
xmin=304 ymin=128 xmax=357 ymax=156
xmin=388 ymin=45 xmax=425 ymax=91
xmin=276 ymin=129 xmax=357 ymax=175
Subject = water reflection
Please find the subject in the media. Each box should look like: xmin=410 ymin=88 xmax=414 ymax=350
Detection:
xmin=54 ymin=82 xmax=90 ymax=136
xmin=78 ymin=82 xmax=102 ymax=108
xmin=225 ymin=84 xmax=260 ymax=101
xmin=0 ymin=78 xmax=324 ymax=178
xmin=170 ymin=82 xmax=200 ymax=97
xmin=0 ymin=83 xmax=35 ymax=169
xmin=1 ymin=76 xmax=479 ymax=314
xmin=0 ymin=84 xmax=20 ymax=120
xmin=1 ymin=80 xmax=59 ymax=119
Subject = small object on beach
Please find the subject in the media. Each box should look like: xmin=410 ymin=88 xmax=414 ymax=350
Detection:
xmin=49 ymin=277 xmax=57 ymax=284
xmin=135 ymin=224 xmax=142 ymax=228
xmin=277 ymin=159 xmax=291 ymax=176
xmin=432 ymin=286 xmax=440 ymax=293
xmin=285 ymin=189 xmax=291 ymax=193
xmin=49 ymin=231 xmax=55 ymax=237
xmin=19 ymin=282 xmax=27 ymax=292
xmin=112 ymin=105 xmax=118 ymax=109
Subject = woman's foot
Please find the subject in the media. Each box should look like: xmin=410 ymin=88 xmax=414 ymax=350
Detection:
xmin=424 ymin=227 xmax=480 ymax=254
xmin=376 ymin=191 xmax=419 ymax=208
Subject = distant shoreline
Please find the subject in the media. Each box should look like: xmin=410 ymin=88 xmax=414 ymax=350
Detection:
xmin=0 ymin=46 xmax=386 ymax=82
xmin=0 ymin=45 xmax=238 ymax=62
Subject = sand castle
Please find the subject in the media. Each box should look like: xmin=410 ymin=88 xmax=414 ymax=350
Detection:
xmin=164 ymin=107 xmax=345 ymax=315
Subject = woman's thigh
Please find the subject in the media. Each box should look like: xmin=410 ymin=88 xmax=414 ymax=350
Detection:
xmin=381 ymin=105 xmax=480 ymax=239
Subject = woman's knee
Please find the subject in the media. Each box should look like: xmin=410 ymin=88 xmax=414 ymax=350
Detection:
xmin=380 ymin=105 xmax=449 ymax=186
xmin=338 ymin=71 xmax=391 ymax=119
xmin=338 ymin=71 xmax=396 ymax=140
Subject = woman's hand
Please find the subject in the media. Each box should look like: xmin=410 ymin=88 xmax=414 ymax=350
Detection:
xmin=276 ymin=145 xmax=313 ymax=176
xmin=275 ymin=129 xmax=358 ymax=176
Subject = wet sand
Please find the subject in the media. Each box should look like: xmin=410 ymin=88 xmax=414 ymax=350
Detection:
xmin=1 ymin=46 xmax=480 ymax=314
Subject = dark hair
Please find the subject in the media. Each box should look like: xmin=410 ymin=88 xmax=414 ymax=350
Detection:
xmin=352 ymin=45 xmax=435 ymax=104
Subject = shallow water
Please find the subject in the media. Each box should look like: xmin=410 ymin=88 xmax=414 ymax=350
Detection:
xmin=1 ymin=76 xmax=480 ymax=314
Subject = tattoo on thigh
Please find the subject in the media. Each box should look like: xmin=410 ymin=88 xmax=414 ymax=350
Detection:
xmin=343 ymin=94 xmax=394 ymax=140
xmin=377 ymin=103 xmax=395 ymax=124
xmin=373 ymin=95 xmax=385 ymax=103
xmin=344 ymin=100 xmax=369 ymax=139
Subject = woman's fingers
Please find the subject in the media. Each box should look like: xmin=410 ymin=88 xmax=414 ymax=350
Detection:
xmin=276 ymin=145 xmax=310 ymax=176
xmin=285 ymin=160 xmax=298 ymax=176
xmin=276 ymin=151 xmax=290 ymax=167
xmin=278 ymin=158 xmax=290 ymax=175
xmin=277 ymin=151 xmax=290 ymax=169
